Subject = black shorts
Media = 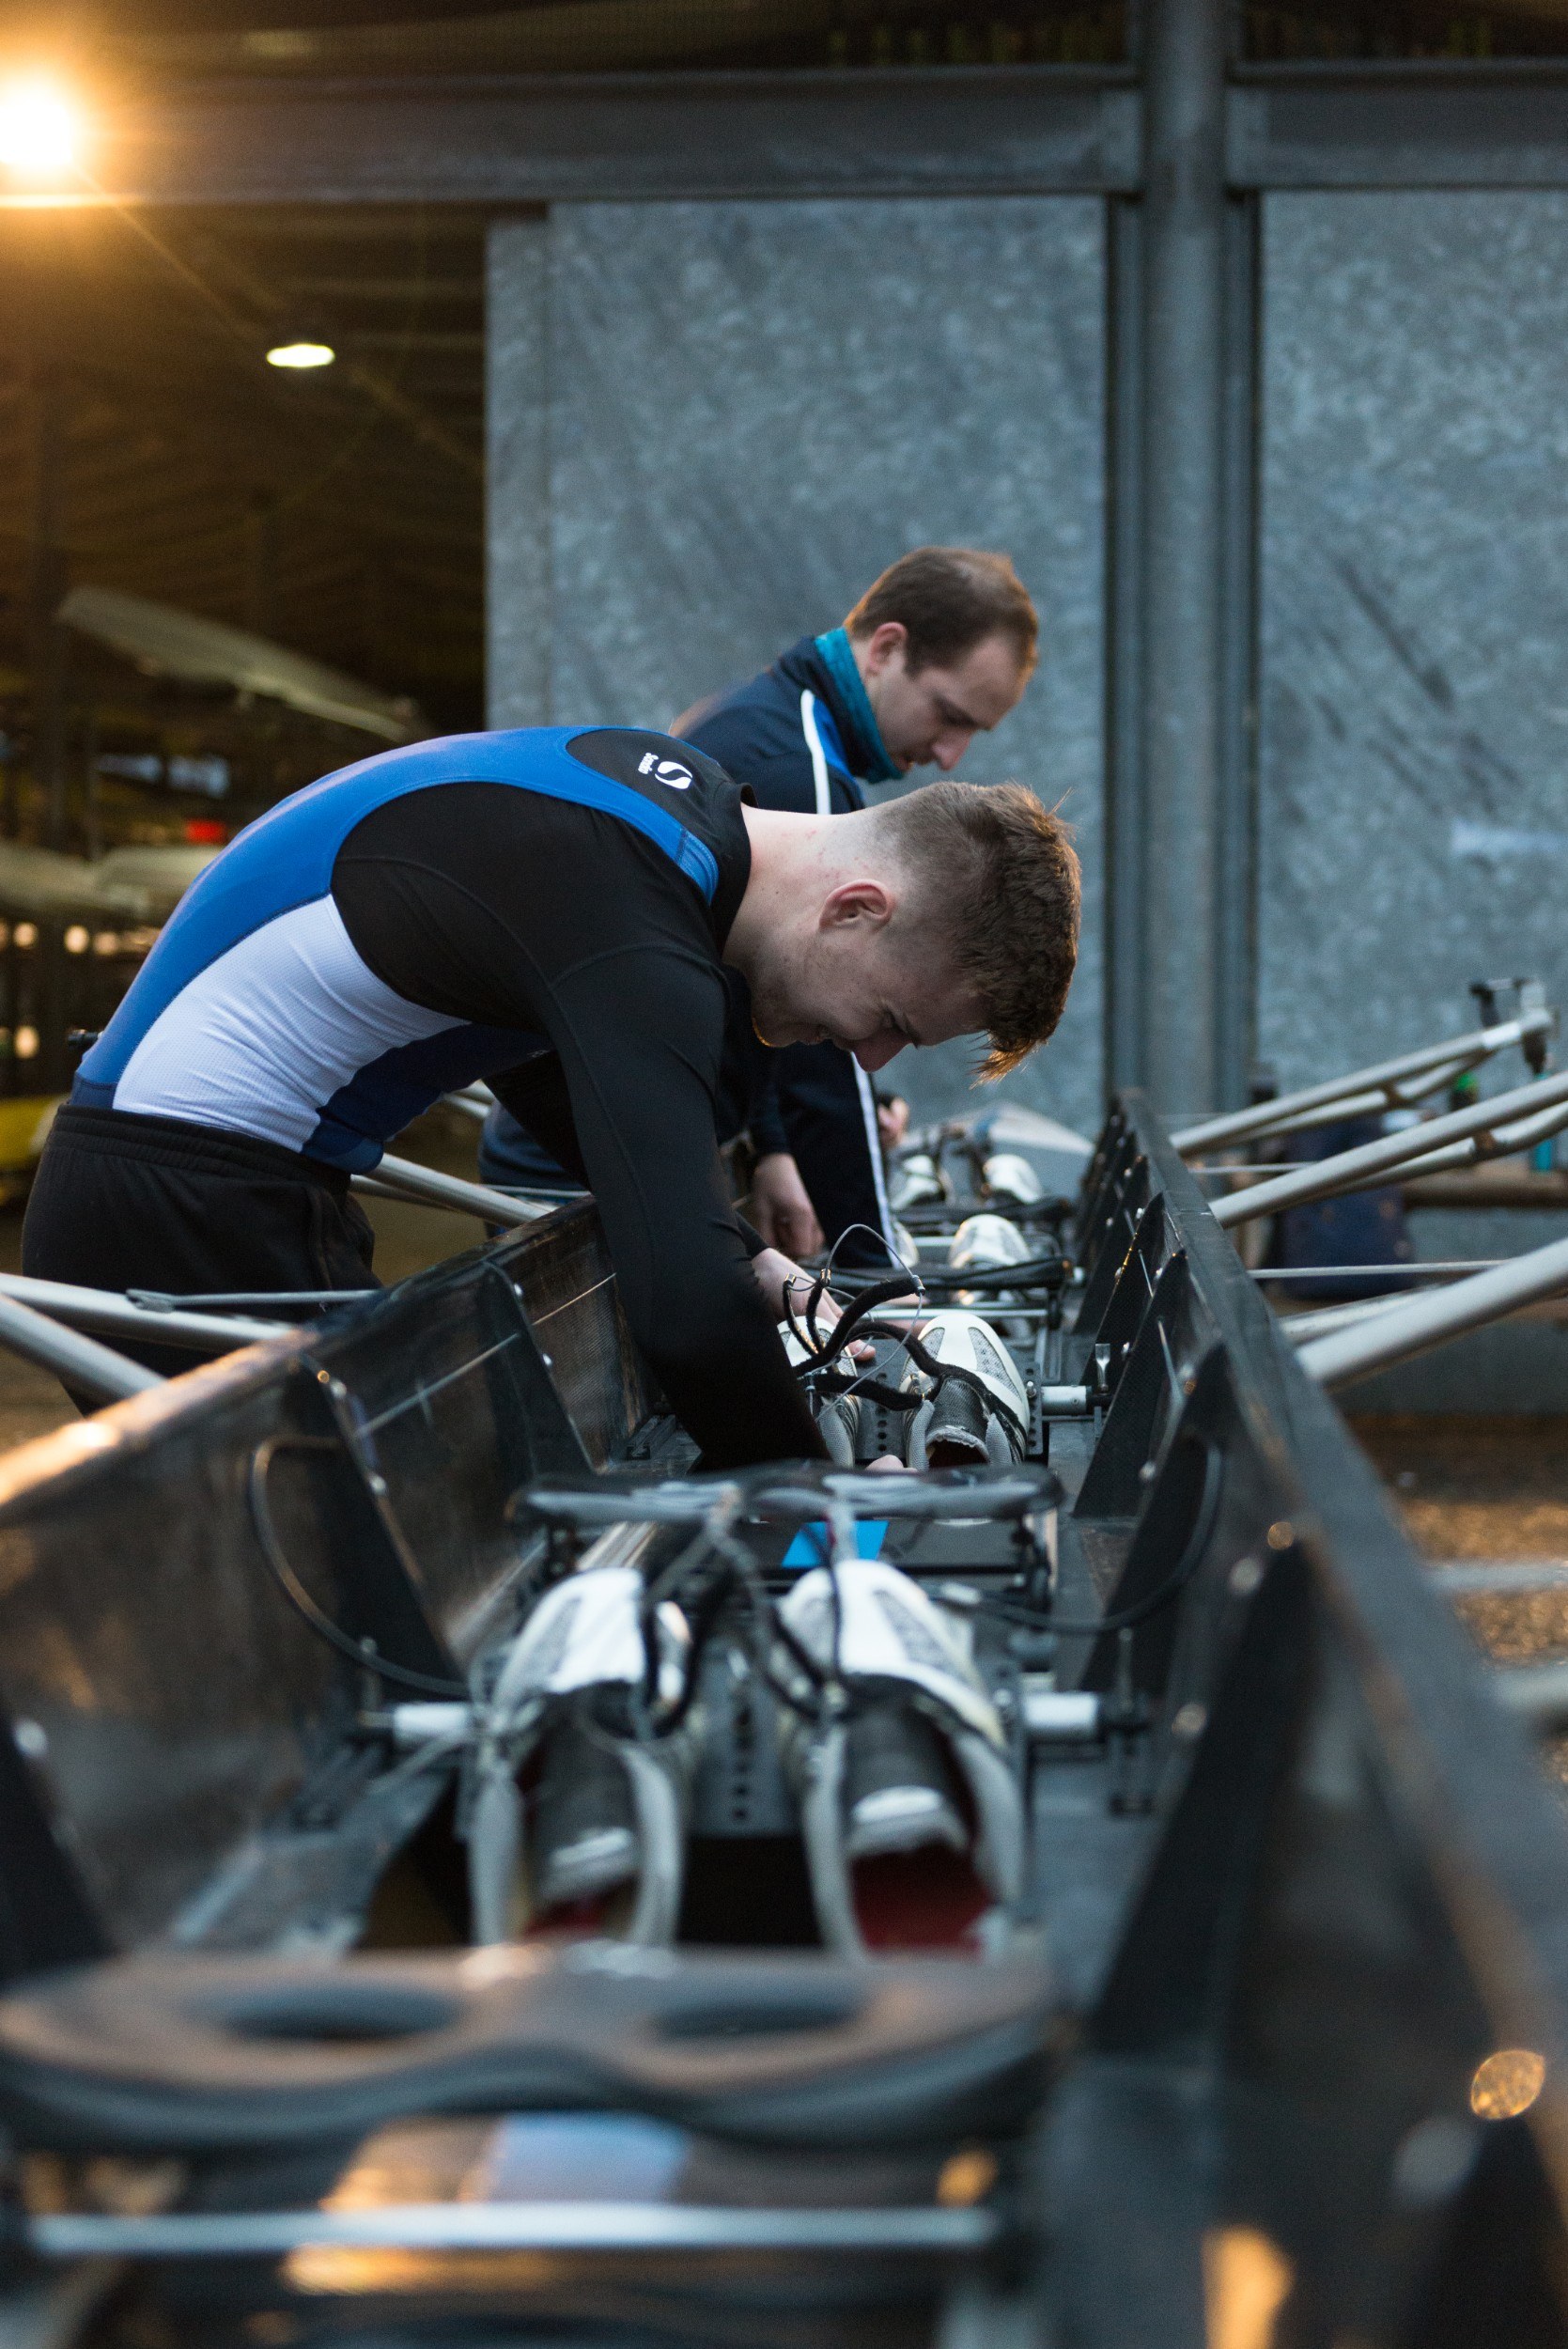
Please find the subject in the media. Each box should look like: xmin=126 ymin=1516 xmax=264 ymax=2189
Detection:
xmin=23 ymin=1105 xmax=378 ymax=1379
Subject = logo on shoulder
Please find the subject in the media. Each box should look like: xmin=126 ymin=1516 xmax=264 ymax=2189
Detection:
xmin=638 ymin=752 xmax=692 ymax=790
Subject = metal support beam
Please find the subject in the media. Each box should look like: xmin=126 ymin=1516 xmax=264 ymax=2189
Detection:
xmin=0 ymin=1295 xmax=163 ymax=1404
xmin=0 ymin=1274 xmax=287 ymax=1356
xmin=1229 ymin=62 xmax=1568 ymax=191
xmin=1215 ymin=188 xmax=1260 ymax=1111
xmin=30 ymin=2201 xmax=997 ymax=2259
xmin=354 ymin=1152 xmax=556 ymax=1228
xmin=1296 ymin=1234 xmax=1568 ymax=1391
xmin=15 ymin=63 xmax=1568 ymax=217
xmin=1103 ymin=196 xmax=1146 ymax=1096
xmin=1213 ymin=1066 xmax=1568 ymax=1231
xmin=1136 ymin=0 xmax=1228 ymax=1117
xmin=1173 ymin=996 xmax=1555 ymax=1156
xmin=54 ymin=70 xmax=1141 ymax=209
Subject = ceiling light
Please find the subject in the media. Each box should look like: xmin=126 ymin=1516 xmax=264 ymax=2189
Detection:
xmin=266 ymin=339 xmax=335 ymax=370
xmin=0 ymin=77 xmax=80 ymax=180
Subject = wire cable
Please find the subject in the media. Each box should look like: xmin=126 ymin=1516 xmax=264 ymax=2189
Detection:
xmin=248 ymin=1439 xmax=467 ymax=1697
xmin=980 ymin=1437 xmax=1224 ymax=1639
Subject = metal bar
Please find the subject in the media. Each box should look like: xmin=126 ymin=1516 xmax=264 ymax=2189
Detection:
xmin=28 ymin=2202 xmax=998 ymax=2258
xmin=1432 ymin=1563 xmax=1568 ymax=1595
xmin=1104 ymin=194 xmax=1146 ymax=1095
xmin=354 ymin=1153 xmax=553 ymax=1227
xmin=1252 ymin=1262 xmax=1498 ymax=1281
xmin=0 ymin=1295 xmax=163 ymax=1402
xmin=1210 ymin=1067 xmax=1568 ymax=1231
xmin=1385 ymin=1093 xmax=1568 ymax=1186
xmin=0 ymin=1274 xmax=289 ymax=1354
xmin=1491 ymin=1661 xmax=1568 ymax=1735
xmin=1172 ymin=1006 xmax=1551 ymax=1154
xmin=1404 ymin=1167 xmax=1568 ymax=1211
xmin=1228 ymin=62 xmax=1568 ymax=193
xmin=1139 ymin=0 xmax=1227 ymax=1116
xmin=65 ymin=69 xmax=1141 ymax=210
xmin=27 ymin=58 xmax=1568 ymax=219
xmin=1280 ymin=1294 xmax=1413 ymax=1346
xmin=1296 ymin=1235 xmax=1568 ymax=1391
xmin=125 ymin=1289 xmax=377 ymax=1311
xmin=1184 ymin=1063 xmax=1477 ymax=1150
xmin=1213 ymin=186 xmax=1260 ymax=1113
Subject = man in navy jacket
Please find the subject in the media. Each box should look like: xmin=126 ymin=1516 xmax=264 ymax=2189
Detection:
xmin=480 ymin=547 xmax=1037 ymax=1267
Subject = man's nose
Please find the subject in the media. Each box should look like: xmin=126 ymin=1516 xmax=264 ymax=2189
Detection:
xmin=853 ymin=1034 xmax=906 ymax=1073
xmin=933 ymin=730 xmax=974 ymax=771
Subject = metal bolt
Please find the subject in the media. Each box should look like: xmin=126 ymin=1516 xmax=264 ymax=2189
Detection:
xmin=13 ymin=1719 xmax=47 ymax=1760
xmin=1229 ymin=1556 xmax=1263 ymax=1598
xmin=1138 ymin=1459 xmax=1157 ymax=1484
xmin=1266 ymin=1519 xmax=1295 ymax=1551
xmin=1171 ymin=1702 xmax=1207 ymax=1740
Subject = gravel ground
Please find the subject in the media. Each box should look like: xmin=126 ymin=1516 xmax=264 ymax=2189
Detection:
xmin=1354 ymin=1412 xmax=1568 ymax=1780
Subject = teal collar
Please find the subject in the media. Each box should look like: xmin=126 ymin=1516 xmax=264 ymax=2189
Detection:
xmin=813 ymin=628 xmax=902 ymax=785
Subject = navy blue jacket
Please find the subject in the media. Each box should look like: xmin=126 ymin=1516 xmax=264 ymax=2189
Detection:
xmin=481 ymin=641 xmax=898 ymax=1268
xmin=675 ymin=637 xmax=898 ymax=1268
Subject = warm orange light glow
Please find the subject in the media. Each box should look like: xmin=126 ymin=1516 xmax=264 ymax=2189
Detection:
xmin=0 ymin=78 xmax=81 ymax=180
xmin=1470 ymin=2047 xmax=1546 ymax=2121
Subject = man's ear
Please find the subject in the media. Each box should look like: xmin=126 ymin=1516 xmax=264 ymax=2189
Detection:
xmin=817 ymin=878 xmax=895 ymax=934
xmin=860 ymin=620 xmax=908 ymax=678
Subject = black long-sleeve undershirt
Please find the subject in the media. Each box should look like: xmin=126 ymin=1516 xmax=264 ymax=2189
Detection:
xmin=331 ymin=769 xmax=825 ymax=1468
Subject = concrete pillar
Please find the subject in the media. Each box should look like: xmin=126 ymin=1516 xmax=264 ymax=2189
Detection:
xmin=1138 ymin=0 xmax=1228 ymax=1116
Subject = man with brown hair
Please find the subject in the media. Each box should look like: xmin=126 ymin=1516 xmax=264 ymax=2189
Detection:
xmin=28 ymin=723 xmax=1078 ymax=1467
xmin=481 ymin=548 xmax=1042 ymax=1266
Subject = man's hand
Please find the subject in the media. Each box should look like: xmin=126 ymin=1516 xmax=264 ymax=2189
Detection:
xmin=877 ymin=1096 xmax=910 ymax=1153
xmin=750 ymin=1152 xmax=824 ymax=1257
xmin=750 ymin=1245 xmax=825 ymax=1327
xmin=751 ymin=1247 xmax=872 ymax=1361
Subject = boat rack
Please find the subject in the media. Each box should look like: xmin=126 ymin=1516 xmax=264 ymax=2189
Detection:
xmin=0 ymin=1095 xmax=1560 ymax=2343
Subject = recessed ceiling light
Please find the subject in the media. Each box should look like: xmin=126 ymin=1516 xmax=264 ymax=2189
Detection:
xmin=266 ymin=339 xmax=335 ymax=370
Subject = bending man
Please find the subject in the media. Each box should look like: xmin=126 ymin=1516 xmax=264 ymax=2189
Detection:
xmin=23 ymin=725 xmax=1079 ymax=1466
xmin=679 ymin=546 xmax=1038 ymax=1266
xmin=482 ymin=547 xmax=1039 ymax=1264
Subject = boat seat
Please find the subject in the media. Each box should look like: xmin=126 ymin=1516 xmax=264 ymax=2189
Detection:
xmin=0 ymin=1942 xmax=1059 ymax=2157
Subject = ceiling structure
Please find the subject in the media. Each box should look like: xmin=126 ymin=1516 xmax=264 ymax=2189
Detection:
xmin=0 ymin=194 xmax=486 ymax=836
xmin=0 ymin=0 xmax=1564 ymax=849
xmin=1 ymin=0 xmax=1560 ymax=72
xmin=1 ymin=4 xmax=1133 ymax=76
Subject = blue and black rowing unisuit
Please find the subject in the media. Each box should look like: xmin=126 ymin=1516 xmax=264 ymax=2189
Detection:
xmin=75 ymin=725 xmax=750 ymax=1174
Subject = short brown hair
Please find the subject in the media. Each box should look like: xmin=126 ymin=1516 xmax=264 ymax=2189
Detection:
xmin=845 ymin=547 xmax=1038 ymax=677
xmin=879 ymin=782 xmax=1079 ymax=1079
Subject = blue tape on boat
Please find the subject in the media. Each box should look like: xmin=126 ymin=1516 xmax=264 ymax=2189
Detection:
xmin=781 ymin=1521 xmax=889 ymax=1570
